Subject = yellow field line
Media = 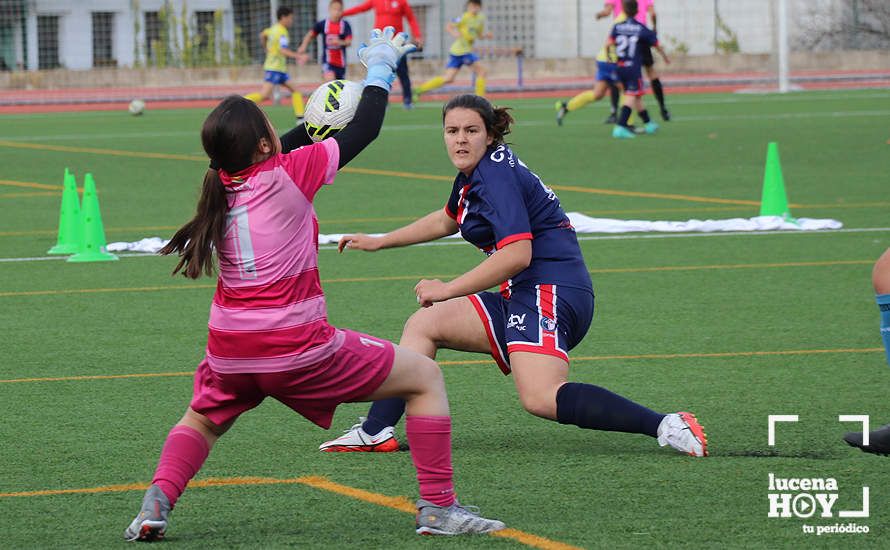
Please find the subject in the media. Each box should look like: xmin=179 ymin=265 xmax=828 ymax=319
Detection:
xmin=0 ymin=191 xmax=59 ymax=199
xmin=549 ymin=184 xmax=766 ymax=206
xmin=0 ymin=284 xmax=216 ymax=297
xmin=0 ymin=141 xmax=757 ymax=206
xmin=0 ymin=139 xmax=885 ymax=209
xmin=0 ymin=347 xmax=881 ymax=385
xmin=588 ymin=259 xmax=872 ymax=274
xmin=0 ymin=475 xmax=581 ymax=550
xmin=0 ymin=178 xmax=60 ymax=190
xmin=0 ymin=371 xmax=194 ymax=383
xmin=340 ymin=165 xmax=451 ymax=181
xmin=0 ymin=259 xmax=872 ymax=299
xmin=0 ymin=140 xmax=202 ymax=162
xmin=1 ymin=225 xmax=180 ymax=237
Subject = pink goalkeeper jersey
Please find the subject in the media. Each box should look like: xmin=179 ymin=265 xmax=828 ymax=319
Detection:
xmin=605 ymin=0 xmax=652 ymax=25
xmin=207 ymin=139 xmax=341 ymax=374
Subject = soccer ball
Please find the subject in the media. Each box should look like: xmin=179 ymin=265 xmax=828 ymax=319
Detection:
xmin=304 ymin=80 xmax=363 ymax=142
xmin=128 ymin=99 xmax=145 ymax=116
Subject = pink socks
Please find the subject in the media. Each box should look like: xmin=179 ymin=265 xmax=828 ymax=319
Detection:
xmin=405 ymin=416 xmax=455 ymax=507
xmin=151 ymin=425 xmax=210 ymax=507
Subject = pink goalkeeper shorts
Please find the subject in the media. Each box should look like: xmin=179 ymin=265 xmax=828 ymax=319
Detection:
xmin=189 ymin=329 xmax=394 ymax=429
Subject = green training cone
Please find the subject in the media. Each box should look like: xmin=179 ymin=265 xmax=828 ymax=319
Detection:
xmin=67 ymin=173 xmax=119 ymax=263
xmin=47 ymin=168 xmax=82 ymax=254
xmin=759 ymin=142 xmax=795 ymax=221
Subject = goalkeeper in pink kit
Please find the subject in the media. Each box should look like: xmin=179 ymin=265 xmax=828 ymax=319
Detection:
xmin=122 ymin=28 xmax=505 ymax=542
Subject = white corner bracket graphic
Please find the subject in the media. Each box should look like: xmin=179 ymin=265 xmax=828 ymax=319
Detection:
xmin=838 ymin=415 xmax=870 ymax=447
xmin=768 ymin=415 xmax=799 ymax=446
xmin=839 ymin=487 xmax=870 ymax=518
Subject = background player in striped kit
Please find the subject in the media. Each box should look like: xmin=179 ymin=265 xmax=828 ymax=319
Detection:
xmin=597 ymin=0 xmax=670 ymax=120
xmin=245 ymin=7 xmax=306 ymax=121
xmin=414 ymin=0 xmax=492 ymax=99
xmin=608 ymin=0 xmax=670 ymax=139
xmin=297 ymin=0 xmax=353 ymax=81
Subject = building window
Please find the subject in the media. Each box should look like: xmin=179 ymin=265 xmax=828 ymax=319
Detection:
xmin=195 ymin=10 xmax=216 ymax=59
xmin=144 ymin=11 xmax=161 ymax=64
xmin=37 ymin=15 xmax=60 ymax=69
xmin=232 ymin=0 xmax=271 ymax=64
xmin=92 ymin=12 xmax=115 ymax=67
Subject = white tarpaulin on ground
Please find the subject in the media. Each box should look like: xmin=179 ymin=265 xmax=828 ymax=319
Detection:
xmin=107 ymin=214 xmax=843 ymax=253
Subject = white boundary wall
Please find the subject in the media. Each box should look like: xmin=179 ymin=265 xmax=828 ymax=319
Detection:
xmin=18 ymin=0 xmax=849 ymax=70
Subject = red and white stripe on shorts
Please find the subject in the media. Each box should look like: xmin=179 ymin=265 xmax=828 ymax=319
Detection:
xmin=507 ymin=284 xmax=569 ymax=363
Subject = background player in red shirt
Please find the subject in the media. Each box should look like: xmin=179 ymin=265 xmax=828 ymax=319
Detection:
xmin=342 ymin=0 xmax=423 ymax=109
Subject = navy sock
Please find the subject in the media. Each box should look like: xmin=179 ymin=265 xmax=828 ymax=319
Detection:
xmin=556 ymin=382 xmax=665 ymax=437
xmin=879 ymin=294 xmax=890 ymax=367
xmin=651 ymin=78 xmax=666 ymax=110
xmin=639 ymin=109 xmax=651 ymax=123
xmin=362 ymin=398 xmax=406 ymax=435
xmin=618 ymin=105 xmax=632 ymax=127
xmin=609 ymin=83 xmax=620 ymax=114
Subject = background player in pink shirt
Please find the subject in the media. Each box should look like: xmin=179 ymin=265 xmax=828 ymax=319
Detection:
xmin=122 ymin=27 xmax=505 ymax=542
xmin=597 ymin=0 xmax=670 ymax=121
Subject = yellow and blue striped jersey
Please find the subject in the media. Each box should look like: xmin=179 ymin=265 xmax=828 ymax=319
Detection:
xmin=449 ymin=11 xmax=486 ymax=56
xmin=262 ymin=23 xmax=290 ymax=73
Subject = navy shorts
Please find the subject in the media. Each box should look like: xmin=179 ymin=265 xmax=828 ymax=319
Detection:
xmin=596 ymin=61 xmax=618 ymax=83
xmin=323 ymin=63 xmax=346 ymax=80
xmin=468 ymin=284 xmax=594 ymax=375
xmin=446 ymin=52 xmax=479 ymax=69
xmin=264 ymin=70 xmax=289 ymax=84
xmin=617 ymin=65 xmax=645 ymax=96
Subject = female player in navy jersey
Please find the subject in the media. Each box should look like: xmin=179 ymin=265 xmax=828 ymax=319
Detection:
xmin=321 ymin=94 xmax=708 ymax=457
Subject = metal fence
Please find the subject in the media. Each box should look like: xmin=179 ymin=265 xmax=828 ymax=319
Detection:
xmin=0 ymin=0 xmax=886 ymax=72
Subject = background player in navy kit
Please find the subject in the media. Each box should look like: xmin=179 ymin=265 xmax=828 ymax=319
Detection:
xmin=320 ymin=94 xmax=707 ymax=457
xmin=297 ymin=0 xmax=353 ymax=81
xmin=609 ymin=0 xmax=670 ymax=139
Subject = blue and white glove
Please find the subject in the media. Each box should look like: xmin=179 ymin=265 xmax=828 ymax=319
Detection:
xmin=358 ymin=26 xmax=417 ymax=91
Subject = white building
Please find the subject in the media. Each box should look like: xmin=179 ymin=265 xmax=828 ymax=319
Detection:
xmin=0 ymin=0 xmax=858 ymax=71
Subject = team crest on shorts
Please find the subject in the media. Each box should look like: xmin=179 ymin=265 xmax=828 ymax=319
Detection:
xmin=540 ymin=317 xmax=557 ymax=332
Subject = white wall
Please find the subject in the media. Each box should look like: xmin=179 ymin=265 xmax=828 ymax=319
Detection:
xmin=29 ymin=0 xmax=236 ymax=69
xmin=22 ymin=0 xmax=848 ymax=70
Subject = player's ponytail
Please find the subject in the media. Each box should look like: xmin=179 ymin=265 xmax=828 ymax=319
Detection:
xmin=160 ymin=169 xmax=228 ymax=279
xmin=161 ymin=95 xmax=274 ymax=279
xmin=490 ymin=106 xmax=514 ymax=144
xmin=443 ymin=94 xmax=513 ymax=145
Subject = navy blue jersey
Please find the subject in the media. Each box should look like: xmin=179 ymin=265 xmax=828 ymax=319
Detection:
xmin=312 ymin=19 xmax=352 ymax=67
xmin=608 ymin=18 xmax=657 ymax=68
xmin=445 ymin=145 xmax=592 ymax=292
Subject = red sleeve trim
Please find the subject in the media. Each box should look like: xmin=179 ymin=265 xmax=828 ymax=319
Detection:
xmin=444 ymin=204 xmax=457 ymax=220
xmin=496 ymin=232 xmax=532 ymax=250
